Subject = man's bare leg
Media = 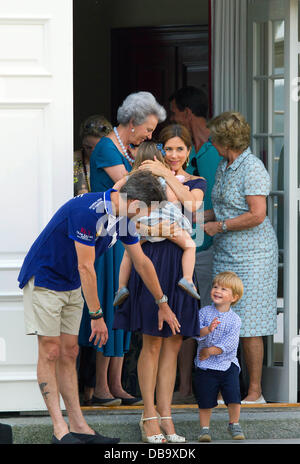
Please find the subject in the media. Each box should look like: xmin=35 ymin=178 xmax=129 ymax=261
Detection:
xmin=37 ymin=335 xmax=69 ymax=439
xmin=56 ymin=333 xmax=94 ymax=434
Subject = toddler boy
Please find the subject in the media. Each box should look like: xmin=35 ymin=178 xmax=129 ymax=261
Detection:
xmin=194 ymin=271 xmax=245 ymax=442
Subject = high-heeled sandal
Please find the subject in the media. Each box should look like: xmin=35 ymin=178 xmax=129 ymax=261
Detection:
xmin=159 ymin=416 xmax=186 ymax=443
xmin=139 ymin=413 xmax=167 ymax=443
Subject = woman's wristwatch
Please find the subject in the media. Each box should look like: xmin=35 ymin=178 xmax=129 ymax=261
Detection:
xmin=155 ymin=294 xmax=168 ymax=305
xmin=218 ymin=220 xmax=227 ymax=233
xmin=221 ymin=221 xmax=228 ymax=232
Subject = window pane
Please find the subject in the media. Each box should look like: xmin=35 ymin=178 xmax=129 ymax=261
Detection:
xmin=274 ymin=312 xmax=284 ymax=366
xmin=298 ymin=55 xmax=300 ymax=188
xmin=255 ymin=22 xmax=268 ymax=75
xmin=273 ymin=20 xmax=284 ymax=75
xmin=268 ymin=192 xmax=284 ymax=290
xmin=272 ymin=137 xmax=284 ymax=190
xmin=254 ymin=136 xmax=268 ymax=168
xmin=273 ymin=79 xmax=284 ymax=133
xmin=255 ymin=79 xmax=268 ymax=133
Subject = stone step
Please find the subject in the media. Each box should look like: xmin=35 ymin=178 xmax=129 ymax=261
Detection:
xmin=1 ymin=404 xmax=300 ymax=444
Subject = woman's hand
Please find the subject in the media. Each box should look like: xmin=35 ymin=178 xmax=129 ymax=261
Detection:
xmin=113 ymin=176 xmax=127 ymax=190
xmin=139 ymin=158 xmax=171 ymax=178
xmin=204 ymin=221 xmax=221 ymax=237
xmin=158 ymin=303 xmax=181 ymax=335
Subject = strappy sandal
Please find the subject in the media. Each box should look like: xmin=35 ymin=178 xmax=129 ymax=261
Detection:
xmin=139 ymin=413 xmax=167 ymax=443
xmin=159 ymin=416 xmax=186 ymax=443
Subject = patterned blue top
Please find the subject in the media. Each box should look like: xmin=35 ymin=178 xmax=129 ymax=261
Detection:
xmin=212 ymin=147 xmax=270 ymax=221
xmin=194 ymin=304 xmax=241 ymax=371
xmin=210 ymin=147 xmax=278 ymax=338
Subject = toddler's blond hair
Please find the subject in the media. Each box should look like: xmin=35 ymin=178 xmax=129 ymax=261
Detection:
xmin=213 ymin=271 xmax=243 ymax=306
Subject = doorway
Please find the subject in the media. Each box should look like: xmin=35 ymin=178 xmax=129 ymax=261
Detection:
xmin=110 ymin=25 xmax=209 ymax=126
xmin=73 ymin=0 xmax=210 ymax=147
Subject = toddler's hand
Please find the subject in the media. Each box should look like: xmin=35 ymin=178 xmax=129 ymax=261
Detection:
xmin=199 ymin=347 xmax=211 ymax=361
xmin=208 ymin=317 xmax=221 ymax=333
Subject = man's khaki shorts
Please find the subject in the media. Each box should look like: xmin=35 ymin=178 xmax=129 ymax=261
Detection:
xmin=23 ymin=277 xmax=84 ymax=337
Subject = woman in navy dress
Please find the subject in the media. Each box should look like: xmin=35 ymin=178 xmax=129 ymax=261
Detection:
xmin=78 ymin=91 xmax=166 ymax=406
xmin=114 ymin=124 xmax=206 ymax=442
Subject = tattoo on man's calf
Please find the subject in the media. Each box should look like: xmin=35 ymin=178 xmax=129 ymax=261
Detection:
xmin=39 ymin=382 xmax=50 ymax=400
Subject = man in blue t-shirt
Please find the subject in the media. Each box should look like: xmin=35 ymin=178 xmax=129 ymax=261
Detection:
xmin=18 ymin=171 xmax=180 ymax=444
xmin=169 ymin=86 xmax=221 ymax=404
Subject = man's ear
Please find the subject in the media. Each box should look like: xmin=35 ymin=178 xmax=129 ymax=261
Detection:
xmin=127 ymin=199 xmax=140 ymax=216
xmin=185 ymin=107 xmax=193 ymax=121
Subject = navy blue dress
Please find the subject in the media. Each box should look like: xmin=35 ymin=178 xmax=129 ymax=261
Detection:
xmin=113 ymin=178 xmax=207 ymax=338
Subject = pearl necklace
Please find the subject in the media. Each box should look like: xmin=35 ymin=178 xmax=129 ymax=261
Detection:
xmin=113 ymin=127 xmax=135 ymax=164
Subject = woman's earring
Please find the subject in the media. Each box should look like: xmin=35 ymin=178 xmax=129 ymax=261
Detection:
xmin=131 ymin=128 xmax=135 ymax=133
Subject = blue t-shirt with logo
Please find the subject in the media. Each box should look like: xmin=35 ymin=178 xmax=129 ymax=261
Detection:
xmin=18 ymin=189 xmax=139 ymax=291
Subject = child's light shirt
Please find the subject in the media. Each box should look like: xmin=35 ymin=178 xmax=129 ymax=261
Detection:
xmin=137 ymin=176 xmax=192 ymax=242
xmin=194 ymin=304 xmax=241 ymax=371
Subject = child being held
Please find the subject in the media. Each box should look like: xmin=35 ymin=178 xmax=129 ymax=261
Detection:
xmin=194 ymin=271 xmax=245 ymax=442
xmin=113 ymin=141 xmax=200 ymax=306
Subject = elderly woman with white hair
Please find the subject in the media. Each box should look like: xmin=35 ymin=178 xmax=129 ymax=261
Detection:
xmin=78 ymin=91 xmax=166 ymax=407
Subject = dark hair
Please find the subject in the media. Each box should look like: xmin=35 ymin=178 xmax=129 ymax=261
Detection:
xmin=120 ymin=170 xmax=167 ymax=206
xmin=169 ymin=86 xmax=208 ymax=119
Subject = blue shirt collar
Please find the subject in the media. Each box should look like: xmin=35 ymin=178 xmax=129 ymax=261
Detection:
xmin=104 ymin=189 xmax=117 ymax=217
xmin=224 ymin=146 xmax=252 ymax=171
xmin=211 ymin=302 xmax=232 ymax=315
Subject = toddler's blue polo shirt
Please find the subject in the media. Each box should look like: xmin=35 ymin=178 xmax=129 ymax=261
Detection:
xmin=18 ymin=189 xmax=139 ymax=292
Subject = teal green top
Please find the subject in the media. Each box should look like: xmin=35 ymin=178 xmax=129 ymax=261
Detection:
xmin=90 ymin=137 xmax=132 ymax=192
xmin=186 ymin=139 xmax=222 ymax=251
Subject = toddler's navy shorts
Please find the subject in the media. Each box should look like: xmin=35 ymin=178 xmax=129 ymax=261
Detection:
xmin=194 ymin=362 xmax=241 ymax=408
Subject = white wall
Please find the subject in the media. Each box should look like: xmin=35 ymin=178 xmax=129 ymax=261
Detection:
xmin=0 ymin=0 xmax=73 ymax=411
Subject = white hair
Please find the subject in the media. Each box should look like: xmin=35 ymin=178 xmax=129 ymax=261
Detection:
xmin=117 ymin=91 xmax=166 ymax=126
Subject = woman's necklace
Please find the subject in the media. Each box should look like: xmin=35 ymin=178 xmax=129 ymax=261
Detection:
xmin=113 ymin=127 xmax=135 ymax=164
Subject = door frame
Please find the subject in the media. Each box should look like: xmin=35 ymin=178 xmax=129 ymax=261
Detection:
xmin=248 ymin=0 xmax=299 ymax=402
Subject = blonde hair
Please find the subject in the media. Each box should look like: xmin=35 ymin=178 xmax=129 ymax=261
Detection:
xmin=213 ymin=271 xmax=244 ymax=306
xmin=207 ymin=111 xmax=250 ymax=152
xmin=131 ymin=141 xmax=170 ymax=172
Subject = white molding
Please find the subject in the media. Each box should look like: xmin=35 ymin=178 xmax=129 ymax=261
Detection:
xmin=0 ymin=291 xmax=23 ymax=302
xmin=0 ymin=372 xmax=36 ymax=382
xmin=0 ymin=100 xmax=51 ymax=107
xmin=0 ymin=260 xmax=23 ymax=269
